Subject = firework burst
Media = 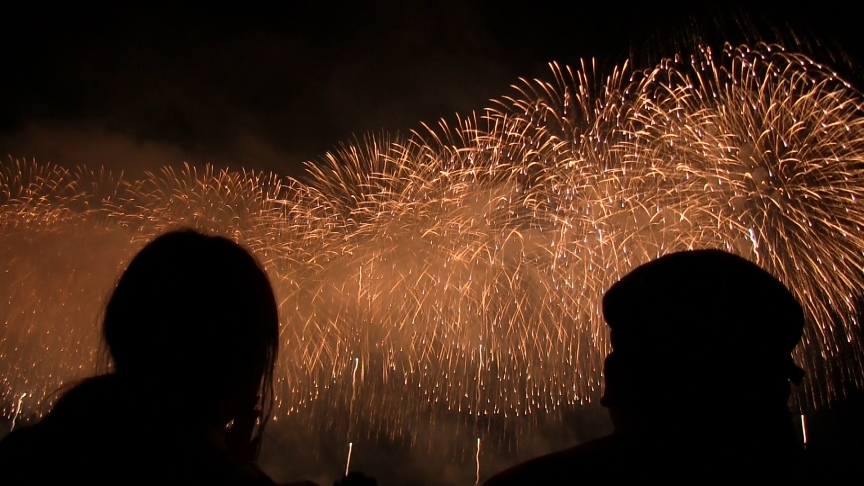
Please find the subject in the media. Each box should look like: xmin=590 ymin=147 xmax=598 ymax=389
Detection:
xmin=2 ymin=44 xmax=864 ymax=444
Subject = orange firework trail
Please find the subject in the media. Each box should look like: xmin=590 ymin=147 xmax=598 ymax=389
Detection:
xmin=2 ymin=44 xmax=864 ymax=442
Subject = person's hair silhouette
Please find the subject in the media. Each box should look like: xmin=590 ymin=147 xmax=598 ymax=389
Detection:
xmin=0 ymin=229 xmax=285 ymax=485
xmin=483 ymin=249 xmax=807 ymax=485
xmin=102 ymin=229 xmax=280 ymax=448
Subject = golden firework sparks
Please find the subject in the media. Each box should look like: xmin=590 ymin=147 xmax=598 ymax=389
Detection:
xmin=2 ymin=44 xmax=863 ymax=444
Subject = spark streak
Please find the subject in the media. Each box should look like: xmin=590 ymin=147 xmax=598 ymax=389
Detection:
xmin=801 ymin=414 xmax=808 ymax=446
xmin=10 ymin=393 xmax=26 ymax=430
xmin=475 ymin=437 xmax=481 ymax=486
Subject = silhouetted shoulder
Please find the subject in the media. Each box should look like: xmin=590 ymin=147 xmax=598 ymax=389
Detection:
xmin=0 ymin=425 xmax=40 ymax=481
xmin=0 ymin=375 xmax=276 ymax=485
xmin=483 ymin=433 xmax=653 ymax=485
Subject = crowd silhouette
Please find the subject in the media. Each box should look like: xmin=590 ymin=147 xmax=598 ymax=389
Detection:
xmin=0 ymin=230 xmax=830 ymax=484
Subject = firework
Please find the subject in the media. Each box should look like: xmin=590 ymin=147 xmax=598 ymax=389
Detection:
xmin=2 ymin=44 xmax=863 ymax=445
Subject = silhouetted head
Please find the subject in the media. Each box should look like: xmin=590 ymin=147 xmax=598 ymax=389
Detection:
xmin=102 ymin=229 xmax=279 ymax=435
xmin=600 ymin=249 xmax=804 ymax=430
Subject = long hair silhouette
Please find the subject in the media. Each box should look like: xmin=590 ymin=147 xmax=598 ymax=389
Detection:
xmin=102 ymin=228 xmax=280 ymax=457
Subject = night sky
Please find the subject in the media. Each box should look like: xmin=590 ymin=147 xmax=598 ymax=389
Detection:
xmin=3 ymin=2 xmax=863 ymax=178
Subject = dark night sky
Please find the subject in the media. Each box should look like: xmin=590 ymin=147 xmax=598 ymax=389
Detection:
xmin=2 ymin=1 xmax=863 ymax=178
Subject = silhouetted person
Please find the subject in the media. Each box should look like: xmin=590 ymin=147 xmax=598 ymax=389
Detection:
xmin=0 ymin=229 xmax=316 ymax=485
xmin=484 ymin=249 xmax=807 ymax=484
xmin=333 ymin=471 xmax=378 ymax=486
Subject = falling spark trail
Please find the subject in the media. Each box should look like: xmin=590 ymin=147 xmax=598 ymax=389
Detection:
xmin=801 ymin=414 xmax=808 ymax=446
xmin=345 ymin=442 xmax=354 ymax=476
xmin=475 ymin=437 xmax=481 ymax=486
xmin=10 ymin=393 xmax=26 ymax=430
xmin=352 ymin=358 xmax=359 ymax=393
